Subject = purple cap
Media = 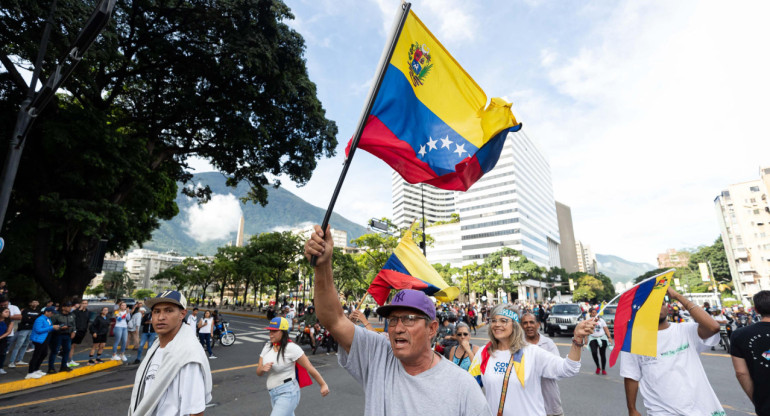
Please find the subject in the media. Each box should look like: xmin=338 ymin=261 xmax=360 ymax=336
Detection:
xmin=376 ymin=290 xmax=436 ymax=321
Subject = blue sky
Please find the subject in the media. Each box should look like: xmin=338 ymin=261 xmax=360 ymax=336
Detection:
xmin=189 ymin=0 xmax=770 ymax=264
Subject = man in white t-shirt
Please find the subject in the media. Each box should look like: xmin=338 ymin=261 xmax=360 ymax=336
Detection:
xmin=283 ymin=306 xmax=295 ymax=332
xmin=521 ymin=312 xmax=563 ymax=416
xmin=620 ymin=287 xmax=723 ymax=416
xmin=129 ymin=291 xmax=212 ymax=416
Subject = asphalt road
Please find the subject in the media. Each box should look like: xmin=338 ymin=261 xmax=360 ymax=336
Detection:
xmin=0 ymin=313 xmax=757 ymax=415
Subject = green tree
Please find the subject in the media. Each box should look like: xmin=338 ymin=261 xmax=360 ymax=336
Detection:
xmin=351 ymin=231 xmax=399 ymax=283
xmin=688 ymin=236 xmax=731 ymax=282
xmin=0 ymin=0 xmax=337 ymax=302
xmin=152 ymin=265 xmax=190 ymax=292
xmin=433 ymin=263 xmax=459 ymax=287
xmin=132 ymin=288 xmax=155 ymax=300
xmin=572 ymin=275 xmax=605 ymax=302
xmin=250 ymin=232 xmax=302 ymax=304
xmin=332 ymin=248 xmax=365 ymax=300
xmin=102 ymin=271 xmax=134 ymax=299
xmin=85 ymin=283 xmax=104 ymax=297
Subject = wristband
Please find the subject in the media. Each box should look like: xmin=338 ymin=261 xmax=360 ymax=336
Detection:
xmin=572 ymin=337 xmax=585 ymax=347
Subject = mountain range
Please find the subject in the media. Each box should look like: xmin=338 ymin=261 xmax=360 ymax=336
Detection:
xmin=141 ymin=173 xmax=655 ymax=284
xmin=141 ymin=172 xmax=369 ymax=255
xmin=595 ymin=254 xmax=656 ymax=283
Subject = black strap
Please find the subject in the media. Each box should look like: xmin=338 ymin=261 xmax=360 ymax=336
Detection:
xmin=134 ymin=347 xmax=157 ymax=411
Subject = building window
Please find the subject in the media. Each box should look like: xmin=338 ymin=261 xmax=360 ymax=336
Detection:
xmin=750 ymin=186 xmax=760 ymax=192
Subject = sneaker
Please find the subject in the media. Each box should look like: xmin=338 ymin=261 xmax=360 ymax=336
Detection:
xmin=120 ymin=354 xmax=127 ymax=362
xmin=602 ymin=370 xmax=607 ymax=375
xmin=16 ymin=360 xmax=28 ymax=365
xmin=0 ymin=369 xmax=6 ymax=375
xmin=34 ymin=370 xmax=46 ymax=376
xmin=133 ymin=359 xmax=141 ymax=364
xmin=26 ymin=348 xmax=34 ymax=353
xmin=208 ymin=355 xmax=217 ymax=359
xmin=47 ymin=368 xmax=58 ymax=375
xmin=595 ymin=368 xmax=600 ymax=375
xmin=88 ymin=359 xmax=95 ymax=365
xmin=111 ymin=355 xmax=120 ymax=361
xmin=60 ymin=367 xmax=73 ymax=372
xmin=8 ymin=363 xmax=15 ymax=368
xmin=67 ymin=361 xmax=79 ymax=367
xmin=25 ymin=373 xmax=42 ymax=379
xmin=95 ymin=358 xmax=104 ymax=364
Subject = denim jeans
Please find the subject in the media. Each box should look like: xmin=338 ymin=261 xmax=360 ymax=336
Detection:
xmin=268 ymin=380 xmax=300 ymax=416
xmin=48 ymin=333 xmax=71 ymax=370
xmin=9 ymin=329 xmax=31 ymax=363
xmin=199 ymin=333 xmax=212 ymax=356
xmin=136 ymin=332 xmax=157 ymax=360
xmin=113 ymin=326 xmax=128 ymax=355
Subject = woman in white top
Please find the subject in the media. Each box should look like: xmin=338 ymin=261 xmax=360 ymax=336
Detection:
xmin=587 ymin=308 xmax=613 ymax=375
xmin=469 ymin=303 xmax=595 ymax=416
xmin=112 ymin=302 xmax=130 ymax=361
xmin=127 ymin=306 xmax=143 ymax=352
xmin=197 ymin=310 xmax=216 ymax=359
xmin=257 ymin=317 xmax=329 ymax=416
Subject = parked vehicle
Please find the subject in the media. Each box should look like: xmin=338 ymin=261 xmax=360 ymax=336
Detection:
xmin=117 ymin=297 xmax=137 ymax=310
xmin=312 ymin=325 xmax=337 ymax=355
xmin=546 ymin=303 xmax=584 ymax=337
xmin=601 ymin=305 xmax=617 ymax=335
xmin=214 ymin=320 xmax=236 ymax=346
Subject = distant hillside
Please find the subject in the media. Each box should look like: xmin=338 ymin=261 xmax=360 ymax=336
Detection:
xmin=141 ymin=172 xmax=368 ymax=256
xmin=596 ymin=254 xmax=656 ymax=284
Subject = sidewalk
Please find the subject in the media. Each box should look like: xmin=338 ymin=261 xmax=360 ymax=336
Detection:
xmin=0 ymin=339 xmax=138 ymax=395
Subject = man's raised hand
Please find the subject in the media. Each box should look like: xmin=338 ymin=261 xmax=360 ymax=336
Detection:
xmin=304 ymin=225 xmax=333 ymax=266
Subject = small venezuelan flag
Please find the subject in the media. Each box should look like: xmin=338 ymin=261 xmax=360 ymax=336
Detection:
xmin=367 ymin=229 xmax=459 ymax=305
xmin=608 ymin=269 xmax=674 ymax=367
xmin=346 ymin=9 xmax=521 ymax=191
xmin=468 ymin=343 xmax=525 ymax=388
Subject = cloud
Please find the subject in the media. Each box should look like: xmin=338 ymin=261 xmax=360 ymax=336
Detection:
xmin=271 ymin=222 xmax=314 ymax=233
xmin=183 ymin=194 xmax=243 ymax=242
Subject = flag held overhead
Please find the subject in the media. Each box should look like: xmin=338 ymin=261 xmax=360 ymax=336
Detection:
xmin=346 ymin=9 xmax=521 ymax=191
xmin=608 ymin=269 xmax=674 ymax=367
xmin=367 ymin=229 xmax=460 ymax=306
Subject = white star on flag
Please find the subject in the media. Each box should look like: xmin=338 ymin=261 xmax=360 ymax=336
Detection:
xmin=418 ymin=145 xmax=427 ymax=157
xmin=440 ymin=136 xmax=452 ymax=149
xmin=454 ymin=143 xmax=467 ymax=157
xmin=426 ymin=137 xmax=438 ymax=151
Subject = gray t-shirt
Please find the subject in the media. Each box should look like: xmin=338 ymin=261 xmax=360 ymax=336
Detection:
xmin=339 ymin=325 xmax=492 ymax=416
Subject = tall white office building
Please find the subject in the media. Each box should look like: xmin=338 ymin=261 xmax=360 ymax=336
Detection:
xmin=457 ymin=130 xmax=561 ymax=267
xmin=391 ymin=171 xmax=457 ymax=229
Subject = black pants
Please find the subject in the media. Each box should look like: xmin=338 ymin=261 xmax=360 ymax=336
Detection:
xmin=468 ymin=317 xmax=477 ymax=334
xmin=29 ymin=340 xmax=49 ymax=374
xmin=589 ymin=339 xmax=608 ymax=370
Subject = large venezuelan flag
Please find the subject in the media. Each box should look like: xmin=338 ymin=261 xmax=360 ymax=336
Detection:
xmin=345 ymin=10 xmax=521 ymax=192
xmin=367 ymin=229 xmax=460 ymax=305
xmin=608 ymin=269 xmax=674 ymax=367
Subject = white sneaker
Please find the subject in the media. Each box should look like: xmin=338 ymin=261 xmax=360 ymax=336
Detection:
xmin=208 ymin=355 xmax=217 ymax=359
xmin=8 ymin=363 xmax=15 ymax=368
xmin=67 ymin=361 xmax=80 ymax=367
xmin=25 ymin=373 xmax=41 ymax=379
xmin=120 ymin=354 xmax=127 ymax=362
xmin=112 ymin=355 xmax=120 ymax=361
xmin=0 ymin=369 xmax=7 ymax=374
xmin=34 ymin=370 xmax=46 ymax=376
xmin=16 ymin=360 xmax=28 ymax=365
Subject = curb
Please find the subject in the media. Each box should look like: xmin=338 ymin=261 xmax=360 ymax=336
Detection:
xmin=0 ymin=360 xmax=123 ymax=395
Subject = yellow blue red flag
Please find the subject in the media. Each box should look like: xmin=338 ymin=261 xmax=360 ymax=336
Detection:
xmin=345 ymin=10 xmax=521 ymax=191
xmin=367 ymin=229 xmax=460 ymax=305
xmin=609 ymin=269 xmax=674 ymax=367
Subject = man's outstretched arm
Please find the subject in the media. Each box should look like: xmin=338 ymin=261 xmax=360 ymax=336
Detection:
xmin=304 ymin=225 xmax=355 ymax=353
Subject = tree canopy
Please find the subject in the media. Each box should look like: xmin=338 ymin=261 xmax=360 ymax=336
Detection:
xmin=0 ymin=0 xmax=337 ymax=301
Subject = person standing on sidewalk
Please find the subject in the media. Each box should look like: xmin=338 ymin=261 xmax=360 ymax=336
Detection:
xmin=128 ymin=291 xmax=212 ymax=416
xmin=128 ymin=304 xmax=143 ymax=351
xmin=8 ymin=299 xmax=39 ymax=367
xmin=88 ymin=307 xmax=110 ymax=364
xmin=134 ymin=308 xmax=157 ymax=364
xmin=68 ymin=300 xmax=91 ymax=368
xmin=112 ymin=301 xmax=130 ymax=361
xmin=0 ymin=296 xmax=21 ymax=358
xmin=48 ymin=302 xmax=76 ymax=374
xmin=0 ymin=307 xmax=14 ymax=374
xmin=26 ymin=307 xmax=59 ymax=379
xmin=197 ymin=310 xmax=216 ymax=359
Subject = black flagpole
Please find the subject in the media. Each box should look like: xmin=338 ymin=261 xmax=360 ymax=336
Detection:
xmin=311 ymin=2 xmax=412 ymax=265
